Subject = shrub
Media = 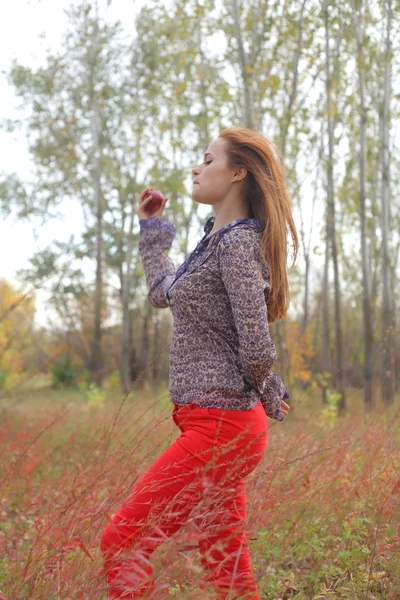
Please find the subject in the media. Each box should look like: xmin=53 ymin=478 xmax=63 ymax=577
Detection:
xmin=51 ymin=354 xmax=80 ymax=388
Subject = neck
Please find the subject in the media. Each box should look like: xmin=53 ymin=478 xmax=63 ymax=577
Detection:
xmin=210 ymin=209 xmax=252 ymax=234
xmin=215 ymin=194 xmax=252 ymax=219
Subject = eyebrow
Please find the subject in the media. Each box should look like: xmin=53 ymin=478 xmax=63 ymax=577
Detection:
xmin=203 ymin=152 xmax=213 ymax=159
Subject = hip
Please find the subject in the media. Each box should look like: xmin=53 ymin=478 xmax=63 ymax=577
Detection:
xmin=172 ymin=400 xmax=268 ymax=445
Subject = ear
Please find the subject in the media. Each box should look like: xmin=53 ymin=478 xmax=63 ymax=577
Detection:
xmin=231 ymin=166 xmax=247 ymax=183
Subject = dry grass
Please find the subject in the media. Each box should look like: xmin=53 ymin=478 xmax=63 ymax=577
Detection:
xmin=0 ymin=383 xmax=399 ymax=599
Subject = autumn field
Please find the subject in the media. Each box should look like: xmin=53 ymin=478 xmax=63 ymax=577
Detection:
xmin=0 ymin=381 xmax=399 ymax=600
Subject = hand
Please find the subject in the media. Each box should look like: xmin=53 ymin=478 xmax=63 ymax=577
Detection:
xmin=137 ymin=187 xmax=169 ymax=220
xmin=240 ymin=373 xmax=291 ymax=420
xmin=280 ymin=400 xmax=290 ymax=417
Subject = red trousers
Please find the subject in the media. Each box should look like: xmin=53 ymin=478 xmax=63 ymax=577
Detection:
xmin=99 ymin=401 xmax=268 ymax=599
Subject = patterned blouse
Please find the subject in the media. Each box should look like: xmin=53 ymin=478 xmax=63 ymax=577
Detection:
xmin=138 ymin=214 xmax=289 ymax=421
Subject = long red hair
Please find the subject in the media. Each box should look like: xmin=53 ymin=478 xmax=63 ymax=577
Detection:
xmin=218 ymin=127 xmax=299 ymax=323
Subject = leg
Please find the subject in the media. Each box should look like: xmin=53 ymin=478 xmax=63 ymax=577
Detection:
xmin=99 ymin=405 xmax=226 ymax=598
xmin=99 ymin=402 xmax=267 ymax=599
xmin=195 ymin=480 xmax=260 ymax=600
xmin=192 ymin=403 xmax=268 ymax=600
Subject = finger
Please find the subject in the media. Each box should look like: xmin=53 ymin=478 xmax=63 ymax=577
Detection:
xmin=139 ymin=200 xmax=150 ymax=212
xmin=141 ymin=187 xmax=154 ymax=199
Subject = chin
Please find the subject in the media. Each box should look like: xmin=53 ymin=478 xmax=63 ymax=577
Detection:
xmin=191 ymin=190 xmax=214 ymax=207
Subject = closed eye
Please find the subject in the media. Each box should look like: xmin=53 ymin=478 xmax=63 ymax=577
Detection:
xmin=204 ymin=160 xmax=212 ymax=166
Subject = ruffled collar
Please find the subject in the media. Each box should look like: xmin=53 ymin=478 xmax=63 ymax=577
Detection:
xmin=203 ymin=216 xmax=262 ymax=239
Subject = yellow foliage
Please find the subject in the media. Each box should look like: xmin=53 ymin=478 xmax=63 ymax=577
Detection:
xmin=0 ymin=279 xmax=35 ymax=389
xmin=286 ymin=322 xmax=314 ymax=384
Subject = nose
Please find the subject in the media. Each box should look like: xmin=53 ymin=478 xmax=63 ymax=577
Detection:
xmin=192 ymin=165 xmax=200 ymax=177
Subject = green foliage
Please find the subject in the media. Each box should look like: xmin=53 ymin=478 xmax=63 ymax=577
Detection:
xmin=50 ymin=354 xmax=80 ymax=388
xmin=103 ymin=369 xmax=121 ymax=391
xmin=0 ymin=557 xmax=10 ymax=580
xmin=0 ymin=369 xmax=7 ymax=390
xmin=320 ymin=388 xmax=343 ymax=425
xmin=85 ymin=382 xmax=106 ymax=406
xmin=253 ymin=512 xmax=393 ymax=599
xmin=76 ymin=369 xmax=92 ymax=391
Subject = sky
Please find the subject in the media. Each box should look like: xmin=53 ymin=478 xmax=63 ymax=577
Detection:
xmin=0 ymin=0 xmax=324 ymax=328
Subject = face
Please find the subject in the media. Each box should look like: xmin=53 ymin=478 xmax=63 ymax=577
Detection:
xmin=191 ymin=137 xmax=246 ymax=207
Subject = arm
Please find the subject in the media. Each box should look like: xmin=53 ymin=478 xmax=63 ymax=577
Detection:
xmin=218 ymin=228 xmax=289 ymax=420
xmin=138 ymin=216 xmax=177 ymax=308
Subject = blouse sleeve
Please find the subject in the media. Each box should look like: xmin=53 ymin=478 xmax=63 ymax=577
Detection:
xmin=218 ymin=228 xmax=289 ymax=421
xmin=138 ymin=216 xmax=177 ymax=308
xmin=259 ymin=373 xmax=290 ymax=421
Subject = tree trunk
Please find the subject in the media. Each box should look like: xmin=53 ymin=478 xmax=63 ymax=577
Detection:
xmin=121 ymin=190 xmax=137 ymax=393
xmin=90 ymin=106 xmax=103 ymax=385
xmin=152 ymin=313 xmax=161 ymax=384
xmin=301 ymin=165 xmax=318 ymax=335
xmin=380 ymin=0 xmax=395 ymax=406
xmin=323 ymin=0 xmax=346 ymax=414
xmin=322 ymin=223 xmax=330 ymax=405
xmin=350 ymin=0 xmax=374 ymax=410
xmin=121 ymin=277 xmax=132 ymax=393
xmin=129 ymin=308 xmax=140 ymax=384
xmin=141 ymin=302 xmax=151 ymax=386
xmin=88 ymin=14 xmax=104 ymax=385
xmin=231 ymin=0 xmax=254 ymax=129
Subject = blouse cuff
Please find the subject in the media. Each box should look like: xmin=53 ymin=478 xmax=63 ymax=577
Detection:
xmin=139 ymin=216 xmax=176 ymax=235
xmin=138 ymin=217 xmax=176 ymax=253
xmin=273 ymin=386 xmax=290 ymax=421
xmin=259 ymin=373 xmax=289 ymax=422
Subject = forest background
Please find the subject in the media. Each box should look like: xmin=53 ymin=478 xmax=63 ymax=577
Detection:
xmin=0 ymin=0 xmax=398 ymax=410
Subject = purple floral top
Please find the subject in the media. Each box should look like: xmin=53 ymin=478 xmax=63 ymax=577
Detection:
xmin=138 ymin=215 xmax=289 ymax=421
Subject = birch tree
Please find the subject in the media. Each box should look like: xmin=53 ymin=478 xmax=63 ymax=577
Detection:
xmin=350 ymin=0 xmax=374 ymax=409
xmin=379 ymin=0 xmax=396 ymax=406
xmin=323 ymin=0 xmax=346 ymax=414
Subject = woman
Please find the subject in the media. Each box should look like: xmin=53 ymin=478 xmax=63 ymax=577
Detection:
xmin=100 ymin=127 xmax=298 ymax=599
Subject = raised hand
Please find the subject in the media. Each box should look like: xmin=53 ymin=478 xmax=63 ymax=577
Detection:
xmin=137 ymin=187 xmax=169 ymax=220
